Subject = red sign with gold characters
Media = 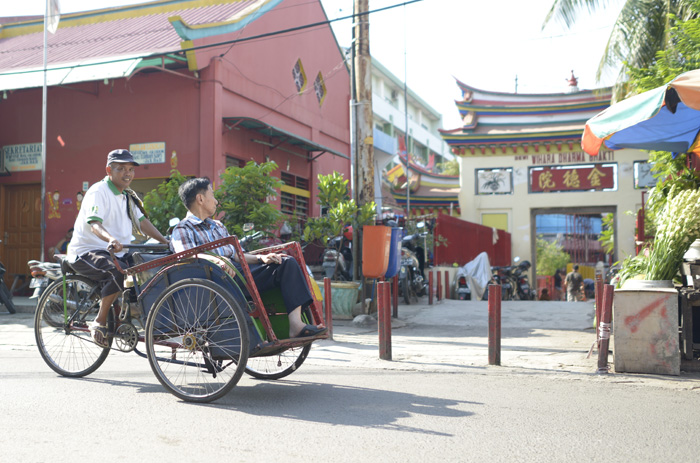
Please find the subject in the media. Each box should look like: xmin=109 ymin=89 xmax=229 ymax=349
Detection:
xmin=530 ymin=164 xmax=615 ymax=192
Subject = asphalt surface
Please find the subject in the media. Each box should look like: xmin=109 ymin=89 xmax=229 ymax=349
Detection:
xmin=4 ymin=294 xmax=700 ymax=389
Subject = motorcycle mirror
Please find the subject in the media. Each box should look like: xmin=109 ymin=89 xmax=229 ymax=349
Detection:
xmin=514 ymin=256 xmax=521 ymax=263
xmin=243 ymin=223 xmax=255 ymax=232
xmin=416 ymin=221 xmax=425 ymax=229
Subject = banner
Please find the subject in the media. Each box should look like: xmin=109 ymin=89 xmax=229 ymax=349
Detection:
xmin=47 ymin=0 xmax=61 ymax=34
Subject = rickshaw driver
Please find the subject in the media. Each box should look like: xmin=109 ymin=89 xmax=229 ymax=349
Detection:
xmin=66 ymin=149 xmax=168 ymax=347
xmin=170 ymin=177 xmax=326 ymax=339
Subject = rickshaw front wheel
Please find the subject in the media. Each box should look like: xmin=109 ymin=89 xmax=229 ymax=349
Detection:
xmin=145 ymin=278 xmax=249 ymax=403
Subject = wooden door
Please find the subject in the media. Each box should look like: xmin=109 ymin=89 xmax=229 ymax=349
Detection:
xmin=1 ymin=184 xmax=42 ymax=288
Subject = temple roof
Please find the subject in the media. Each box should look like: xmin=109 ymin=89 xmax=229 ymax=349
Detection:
xmin=442 ymin=78 xmax=612 ymax=156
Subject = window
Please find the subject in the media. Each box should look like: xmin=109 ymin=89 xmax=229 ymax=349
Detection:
xmin=476 ymin=168 xmax=513 ymax=195
xmin=280 ymin=172 xmax=310 ymax=220
xmin=482 ymin=213 xmax=509 ymax=232
xmin=226 ymin=156 xmax=245 ymax=168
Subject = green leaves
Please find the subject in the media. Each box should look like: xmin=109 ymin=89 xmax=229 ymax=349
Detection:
xmin=142 ymin=169 xmax=189 ymax=233
xmin=215 ymin=161 xmax=283 ymax=246
xmin=303 ymin=172 xmax=376 ymax=248
xmin=535 ymin=236 xmax=570 ymax=276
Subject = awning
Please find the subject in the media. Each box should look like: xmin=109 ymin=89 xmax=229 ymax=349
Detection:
xmin=0 ymin=53 xmax=147 ymax=92
xmin=223 ymin=117 xmax=349 ymax=160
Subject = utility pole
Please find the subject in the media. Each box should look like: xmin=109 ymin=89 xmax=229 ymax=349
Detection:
xmin=353 ymin=0 xmax=374 ymax=280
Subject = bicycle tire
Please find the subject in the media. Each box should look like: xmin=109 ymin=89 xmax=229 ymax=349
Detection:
xmin=145 ymin=278 xmax=249 ymax=403
xmin=34 ymin=275 xmax=112 ymax=377
xmin=245 ymin=307 xmax=313 ymax=380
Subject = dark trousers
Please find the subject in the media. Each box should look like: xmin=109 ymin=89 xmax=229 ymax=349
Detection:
xmin=234 ymin=257 xmax=312 ymax=314
xmin=72 ymin=251 xmax=128 ymax=298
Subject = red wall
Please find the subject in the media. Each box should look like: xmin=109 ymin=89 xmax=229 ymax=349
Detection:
xmin=434 ymin=214 xmax=512 ymax=267
xmin=0 ymin=0 xmax=351 ymax=257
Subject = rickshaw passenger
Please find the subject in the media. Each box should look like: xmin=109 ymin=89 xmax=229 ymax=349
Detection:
xmin=170 ymin=177 xmax=326 ymax=339
xmin=66 ymin=149 xmax=168 ymax=347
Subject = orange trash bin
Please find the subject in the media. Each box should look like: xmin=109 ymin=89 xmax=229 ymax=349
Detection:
xmin=362 ymin=225 xmax=392 ymax=278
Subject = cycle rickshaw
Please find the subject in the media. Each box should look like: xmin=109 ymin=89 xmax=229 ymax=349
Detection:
xmin=34 ymin=237 xmax=328 ymax=402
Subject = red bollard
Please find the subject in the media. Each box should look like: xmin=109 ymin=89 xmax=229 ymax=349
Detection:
xmin=594 ymin=274 xmax=603 ymax=340
xmin=437 ymin=272 xmax=442 ymax=302
xmin=378 ymin=281 xmax=392 ymax=360
xmin=323 ymin=277 xmax=333 ymax=340
xmin=444 ymin=270 xmax=450 ymax=300
xmin=392 ymin=275 xmax=398 ymax=318
xmin=488 ymin=283 xmax=501 ymax=365
xmin=596 ymin=284 xmax=614 ymax=374
xmin=428 ymin=271 xmax=434 ymax=305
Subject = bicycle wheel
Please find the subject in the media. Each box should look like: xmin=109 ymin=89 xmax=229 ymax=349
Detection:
xmin=245 ymin=344 xmax=311 ymax=380
xmin=34 ymin=275 xmax=112 ymax=377
xmin=0 ymin=282 xmax=16 ymax=314
xmin=145 ymin=278 xmax=249 ymax=403
xmin=245 ymin=306 xmax=314 ymax=380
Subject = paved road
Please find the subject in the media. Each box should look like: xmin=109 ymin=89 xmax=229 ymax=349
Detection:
xmin=2 ymin=297 xmax=700 ymax=462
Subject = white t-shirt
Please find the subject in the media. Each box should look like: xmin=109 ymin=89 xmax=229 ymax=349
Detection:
xmin=67 ymin=177 xmax=144 ymax=258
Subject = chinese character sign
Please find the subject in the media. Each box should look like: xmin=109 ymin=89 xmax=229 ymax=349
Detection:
xmin=530 ymin=165 xmax=615 ymax=192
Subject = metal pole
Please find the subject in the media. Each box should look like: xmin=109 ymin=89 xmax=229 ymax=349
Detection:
xmin=323 ymin=277 xmax=333 ymax=340
xmin=596 ymin=284 xmax=614 ymax=374
xmin=488 ymin=283 xmax=501 ymax=365
xmin=403 ymin=5 xmax=410 ymax=219
xmin=40 ymin=0 xmax=49 ymax=261
xmin=392 ymin=274 xmax=398 ymax=318
xmin=378 ymin=281 xmax=392 ymax=360
xmin=444 ymin=270 xmax=449 ymax=300
xmin=428 ymin=270 xmax=433 ymax=305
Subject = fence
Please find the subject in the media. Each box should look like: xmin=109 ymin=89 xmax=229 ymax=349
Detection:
xmin=433 ymin=214 xmax=511 ymax=267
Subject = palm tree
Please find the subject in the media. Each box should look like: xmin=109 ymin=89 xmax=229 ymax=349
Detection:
xmin=543 ymin=0 xmax=696 ymax=96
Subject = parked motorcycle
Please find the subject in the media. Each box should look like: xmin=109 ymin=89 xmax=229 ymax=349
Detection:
xmin=452 ymin=274 xmax=471 ymax=300
xmin=512 ymin=259 xmax=535 ymax=300
xmin=398 ymin=245 xmax=427 ymax=304
xmin=321 ymin=232 xmax=353 ymax=281
xmin=0 ymin=240 xmax=17 ymax=313
xmin=492 ymin=266 xmax=515 ymax=301
xmin=27 ymin=258 xmax=63 ymax=299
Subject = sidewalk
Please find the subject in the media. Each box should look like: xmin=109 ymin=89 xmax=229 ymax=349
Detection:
xmin=4 ymin=295 xmax=700 ymax=388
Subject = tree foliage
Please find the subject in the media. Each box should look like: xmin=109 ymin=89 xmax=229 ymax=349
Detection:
xmin=543 ymin=0 xmax=696 ymax=97
xmin=436 ymin=159 xmax=460 ymax=176
xmin=303 ymin=172 xmax=376 ymax=246
xmin=626 ymin=0 xmax=700 ymax=239
xmin=535 ymin=237 xmax=571 ymax=276
xmin=215 ymin=161 xmax=283 ymax=243
xmin=142 ymin=169 xmax=189 ymax=233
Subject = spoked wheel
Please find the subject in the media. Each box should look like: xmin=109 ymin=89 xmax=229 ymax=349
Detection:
xmin=145 ymin=278 xmax=249 ymax=403
xmin=245 ymin=306 xmax=314 ymax=380
xmin=34 ymin=275 xmax=112 ymax=377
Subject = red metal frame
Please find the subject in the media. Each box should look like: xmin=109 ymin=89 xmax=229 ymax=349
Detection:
xmin=111 ymin=237 xmax=327 ymax=346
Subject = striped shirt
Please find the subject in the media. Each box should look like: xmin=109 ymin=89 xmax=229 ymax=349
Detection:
xmin=169 ymin=212 xmax=237 ymax=258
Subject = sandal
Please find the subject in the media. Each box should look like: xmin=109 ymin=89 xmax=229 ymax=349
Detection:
xmin=88 ymin=322 xmax=110 ymax=348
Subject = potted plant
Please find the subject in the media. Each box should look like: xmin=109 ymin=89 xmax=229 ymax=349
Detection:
xmin=303 ymin=172 xmax=376 ymax=318
xmin=614 ymin=161 xmax=700 ymax=376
